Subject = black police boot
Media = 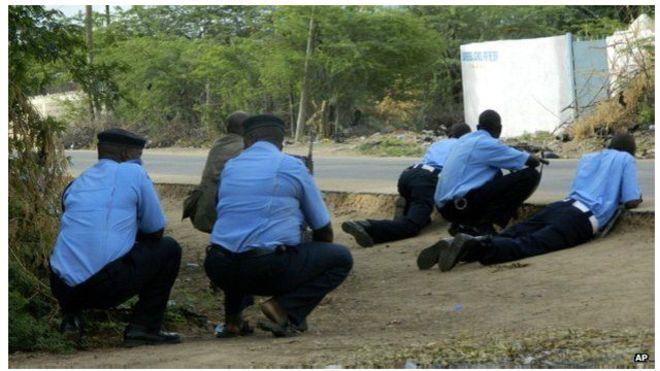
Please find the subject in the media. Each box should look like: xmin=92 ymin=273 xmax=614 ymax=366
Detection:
xmin=123 ymin=324 xmax=181 ymax=347
xmin=60 ymin=311 xmax=82 ymax=341
xmin=416 ymin=238 xmax=452 ymax=270
xmin=341 ymin=220 xmax=374 ymax=247
xmin=258 ymin=298 xmax=307 ymax=337
xmin=438 ymin=233 xmax=488 ymax=272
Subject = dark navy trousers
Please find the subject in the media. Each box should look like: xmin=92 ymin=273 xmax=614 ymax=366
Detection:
xmin=440 ymin=167 xmax=541 ymax=229
xmin=50 ymin=237 xmax=182 ymax=331
xmin=366 ymin=167 xmax=438 ymax=243
xmin=480 ymin=200 xmax=594 ymax=264
xmin=204 ymin=242 xmax=353 ymax=327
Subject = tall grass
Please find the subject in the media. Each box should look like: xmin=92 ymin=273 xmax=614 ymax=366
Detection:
xmin=9 ymin=82 xmax=73 ymax=352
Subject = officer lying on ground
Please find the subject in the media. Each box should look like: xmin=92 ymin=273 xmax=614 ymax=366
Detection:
xmin=183 ymin=111 xmax=248 ymax=233
xmin=434 ymin=109 xmax=548 ymax=237
xmin=49 ymin=129 xmax=182 ymax=347
xmin=418 ymin=133 xmax=642 ymax=271
xmin=204 ymin=114 xmax=353 ymax=338
xmin=342 ymin=123 xmax=471 ymax=247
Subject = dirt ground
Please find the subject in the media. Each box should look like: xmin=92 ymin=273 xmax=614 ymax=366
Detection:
xmin=9 ymin=188 xmax=654 ymax=368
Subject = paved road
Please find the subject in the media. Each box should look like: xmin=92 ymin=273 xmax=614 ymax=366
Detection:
xmin=66 ymin=150 xmax=655 ymax=209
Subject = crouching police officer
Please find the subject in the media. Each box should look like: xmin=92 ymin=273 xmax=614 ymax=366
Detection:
xmin=434 ymin=109 xmax=547 ymax=236
xmin=342 ymin=123 xmax=471 ymax=247
xmin=49 ymin=129 xmax=182 ymax=347
xmin=204 ymin=114 xmax=353 ymax=337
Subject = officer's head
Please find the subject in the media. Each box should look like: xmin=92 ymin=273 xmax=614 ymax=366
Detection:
xmin=225 ymin=111 xmax=249 ymax=136
xmin=242 ymin=114 xmax=286 ymax=150
xmin=608 ymin=133 xmax=636 ymax=157
xmin=448 ymin=123 xmax=472 ymax=139
xmin=477 ymin=109 xmax=502 ymax=138
xmin=97 ymin=128 xmax=146 ymax=162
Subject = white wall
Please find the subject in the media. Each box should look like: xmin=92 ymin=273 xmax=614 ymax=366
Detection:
xmin=461 ymin=35 xmax=575 ymax=138
xmin=29 ymin=91 xmax=84 ymax=119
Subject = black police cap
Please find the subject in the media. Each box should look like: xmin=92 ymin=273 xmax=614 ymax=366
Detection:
xmin=97 ymin=128 xmax=146 ymax=148
xmin=243 ymin=114 xmax=285 ymax=134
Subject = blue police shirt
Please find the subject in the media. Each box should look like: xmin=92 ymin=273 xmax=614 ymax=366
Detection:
xmin=568 ymin=149 xmax=641 ymax=227
xmin=434 ymin=130 xmax=530 ymax=208
xmin=50 ymin=159 xmax=167 ymax=287
xmin=420 ymin=138 xmax=458 ymax=169
xmin=211 ymin=141 xmax=331 ymax=252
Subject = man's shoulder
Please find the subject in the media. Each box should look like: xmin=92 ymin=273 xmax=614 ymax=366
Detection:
xmin=282 ymin=153 xmax=307 ymax=170
xmin=116 ymin=161 xmax=149 ymax=182
xmin=211 ymin=135 xmax=243 ymax=151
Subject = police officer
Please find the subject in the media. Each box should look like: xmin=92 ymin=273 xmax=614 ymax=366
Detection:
xmin=183 ymin=111 xmax=248 ymax=233
xmin=419 ymin=133 xmax=642 ymax=271
xmin=342 ymin=123 xmax=471 ymax=247
xmin=434 ymin=109 xmax=547 ymax=237
xmin=49 ymin=128 xmax=182 ymax=347
xmin=204 ymin=114 xmax=353 ymax=337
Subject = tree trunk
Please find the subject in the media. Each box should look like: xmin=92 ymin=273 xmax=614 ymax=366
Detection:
xmin=204 ymin=79 xmax=212 ymax=131
xmin=294 ymin=8 xmax=315 ymax=142
xmin=288 ymin=88 xmax=296 ymax=136
xmin=85 ymin=5 xmax=95 ymax=122
xmin=105 ymin=5 xmax=110 ymax=27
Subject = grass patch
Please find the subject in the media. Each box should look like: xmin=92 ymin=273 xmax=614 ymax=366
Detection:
xmin=340 ymin=328 xmax=654 ymax=368
xmin=513 ymin=130 xmax=555 ymax=144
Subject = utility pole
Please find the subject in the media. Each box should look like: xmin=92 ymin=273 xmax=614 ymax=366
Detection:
xmin=294 ymin=8 xmax=315 ymax=143
xmin=105 ymin=5 xmax=110 ymax=27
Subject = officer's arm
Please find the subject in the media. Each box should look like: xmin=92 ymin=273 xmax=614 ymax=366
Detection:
xmin=621 ymin=156 xmax=642 ymax=210
xmin=137 ymin=169 xmax=167 ymax=239
xmin=312 ymin=223 xmax=333 ymax=243
xmin=60 ymin=180 xmax=75 ymax=213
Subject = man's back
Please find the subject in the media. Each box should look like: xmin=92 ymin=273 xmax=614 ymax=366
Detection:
xmin=50 ymin=159 xmax=166 ymax=286
xmin=568 ymin=149 xmax=641 ymax=227
xmin=421 ymin=138 xmax=457 ymax=169
xmin=211 ymin=141 xmax=329 ymax=252
xmin=435 ymin=130 xmax=528 ymax=207
xmin=201 ymin=133 xmax=244 ymax=184
xmin=184 ymin=133 xmax=244 ymax=233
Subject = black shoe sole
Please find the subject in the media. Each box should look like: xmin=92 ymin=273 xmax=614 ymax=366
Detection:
xmin=341 ymin=221 xmax=374 ymax=248
xmin=417 ymin=239 xmax=450 ymax=270
xmin=438 ymin=234 xmax=471 ymax=272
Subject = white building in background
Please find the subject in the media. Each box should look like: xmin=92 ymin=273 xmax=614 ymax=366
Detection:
xmin=460 ymin=14 xmax=654 ymax=138
xmin=29 ymin=91 xmax=84 ymax=119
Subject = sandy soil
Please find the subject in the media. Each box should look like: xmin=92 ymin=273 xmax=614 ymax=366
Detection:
xmin=9 ymin=188 xmax=654 ymax=368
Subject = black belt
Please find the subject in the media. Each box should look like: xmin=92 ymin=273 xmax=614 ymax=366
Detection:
xmin=208 ymin=244 xmax=286 ymax=258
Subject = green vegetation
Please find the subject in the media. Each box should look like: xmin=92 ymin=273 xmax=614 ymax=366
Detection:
xmin=9 ymin=5 xmax=656 ymax=353
xmin=515 ymin=131 xmax=555 ymax=143
xmin=343 ymin=328 xmax=654 ymax=368
xmin=30 ymin=5 xmax=654 ymax=146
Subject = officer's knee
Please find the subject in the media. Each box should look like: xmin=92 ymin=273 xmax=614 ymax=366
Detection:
xmin=334 ymin=244 xmax=353 ymax=271
xmin=159 ymin=236 xmax=182 ymax=262
xmin=522 ymin=167 xmax=541 ymax=181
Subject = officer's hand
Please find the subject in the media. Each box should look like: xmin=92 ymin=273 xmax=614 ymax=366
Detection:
xmin=525 ymin=154 xmax=549 ymax=168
